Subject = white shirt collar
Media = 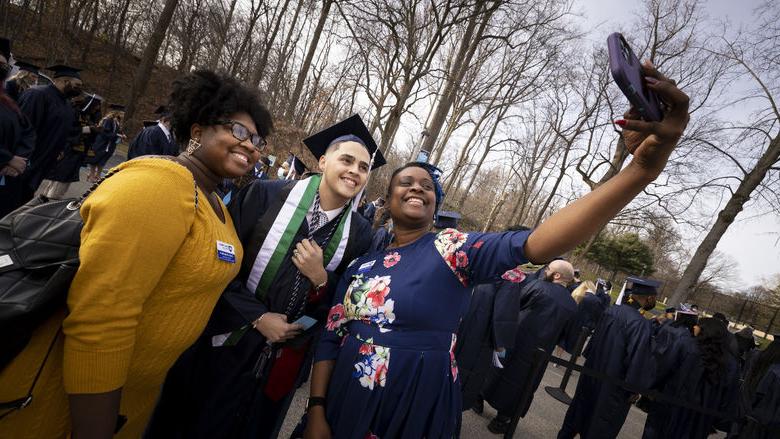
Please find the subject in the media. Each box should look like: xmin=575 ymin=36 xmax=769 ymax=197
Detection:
xmin=157 ymin=121 xmax=171 ymax=139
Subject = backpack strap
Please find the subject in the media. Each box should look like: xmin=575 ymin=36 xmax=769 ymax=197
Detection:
xmin=0 ymin=329 xmax=60 ymax=418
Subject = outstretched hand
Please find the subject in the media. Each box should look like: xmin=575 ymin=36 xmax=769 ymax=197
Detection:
xmin=618 ymin=60 xmax=690 ymax=178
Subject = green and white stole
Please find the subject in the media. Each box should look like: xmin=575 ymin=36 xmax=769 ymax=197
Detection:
xmin=245 ymin=174 xmax=352 ymax=299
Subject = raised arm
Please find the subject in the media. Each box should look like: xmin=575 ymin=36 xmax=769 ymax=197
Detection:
xmin=524 ymin=61 xmax=689 ymax=263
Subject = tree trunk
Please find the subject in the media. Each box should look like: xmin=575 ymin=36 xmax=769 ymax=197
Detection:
xmin=668 ymin=135 xmax=780 ymax=306
xmin=125 ymin=0 xmax=180 ymax=130
xmin=457 ymin=120 xmax=499 ymax=206
xmin=416 ymin=1 xmax=492 ymax=157
xmin=483 ymin=190 xmax=508 ymax=232
xmin=107 ymin=0 xmax=132 ymax=96
xmin=79 ymin=0 xmax=102 ymax=64
xmin=250 ymin=0 xmax=291 ymax=87
xmin=285 ymin=0 xmax=332 ymax=120
xmin=207 ymin=0 xmax=238 ymax=70
xmin=533 ymin=142 xmax=573 ymax=227
xmin=268 ymin=0 xmax=305 ymax=105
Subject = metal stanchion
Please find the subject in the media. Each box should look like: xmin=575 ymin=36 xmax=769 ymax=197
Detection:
xmin=545 ymin=326 xmax=590 ymax=405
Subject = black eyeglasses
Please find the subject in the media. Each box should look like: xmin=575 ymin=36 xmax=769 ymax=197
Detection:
xmin=216 ymin=119 xmax=266 ymax=151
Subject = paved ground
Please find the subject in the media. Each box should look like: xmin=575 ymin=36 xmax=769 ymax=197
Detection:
xmin=276 ymin=362 xmax=653 ymax=439
xmin=64 ymin=153 xmax=728 ymax=438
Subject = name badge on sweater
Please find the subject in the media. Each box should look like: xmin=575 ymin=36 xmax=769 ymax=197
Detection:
xmin=216 ymin=241 xmax=236 ymax=263
xmin=358 ymin=260 xmax=375 ymax=274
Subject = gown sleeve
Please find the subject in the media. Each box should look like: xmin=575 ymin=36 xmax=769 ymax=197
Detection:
xmin=492 ymin=279 xmax=540 ymax=349
xmin=432 ymin=228 xmax=531 ymax=287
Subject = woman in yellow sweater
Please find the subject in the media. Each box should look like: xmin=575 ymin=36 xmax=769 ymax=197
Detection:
xmin=0 ymin=70 xmax=273 ymax=438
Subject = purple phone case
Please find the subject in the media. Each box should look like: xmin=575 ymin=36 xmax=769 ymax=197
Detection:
xmin=607 ymin=33 xmax=663 ymax=122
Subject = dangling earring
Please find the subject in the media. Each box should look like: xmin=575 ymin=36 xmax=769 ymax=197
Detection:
xmin=186 ymin=138 xmax=201 ymax=155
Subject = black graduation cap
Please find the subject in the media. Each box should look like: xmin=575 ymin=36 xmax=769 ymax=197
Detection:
xmin=143 ymin=120 xmax=158 ymax=128
xmin=302 ymin=114 xmax=386 ymax=170
xmin=14 ymin=60 xmax=40 ymax=74
xmin=46 ymin=64 xmax=82 ymax=79
xmin=675 ymin=310 xmax=698 ymax=327
xmin=154 ymin=105 xmax=171 ymax=116
xmin=434 ymin=210 xmax=461 ymax=229
xmin=109 ymin=103 xmax=125 ymax=111
xmin=0 ymin=37 xmax=10 ymax=60
xmin=289 ymin=154 xmax=307 ymax=176
xmin=625 ymin=276 xmax=661 ymax=296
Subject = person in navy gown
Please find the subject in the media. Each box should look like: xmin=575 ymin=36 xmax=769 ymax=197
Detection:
xmin=642 ymin=317 xmax=739 ymax=439
xmin=303 ymin=63 xmax=690 ymax=439
xmin=482 ymin=259 xmax=578 ymax=434
xmin=0 ymin=38 xmax=35 ymax=217
xmin=733 ymin=338 xmax=780 ymax=438
xmin=16 ymin=64 xmax=81 ymax=205
xmin=86 ymin=104 xmax=124 ymax=182
xmin=127 ymin=106 xmax=178 ymax=159
xmin=557 ymin=278 xmax=661 ymax=439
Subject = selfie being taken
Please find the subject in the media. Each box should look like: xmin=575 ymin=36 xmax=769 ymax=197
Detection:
xmin=1 ymin=0 xmax=778 ymax=438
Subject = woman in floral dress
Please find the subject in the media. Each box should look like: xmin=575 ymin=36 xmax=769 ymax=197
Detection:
xmin=303 ymin=62 xmax=690 ymax=439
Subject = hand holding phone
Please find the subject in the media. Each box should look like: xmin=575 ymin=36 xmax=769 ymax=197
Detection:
xmin=608 ymin=33 xmax=663 ymax=122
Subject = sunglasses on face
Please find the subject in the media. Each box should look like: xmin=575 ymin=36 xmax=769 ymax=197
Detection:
xmin=216 ymin=119 xmax=266 ymax=151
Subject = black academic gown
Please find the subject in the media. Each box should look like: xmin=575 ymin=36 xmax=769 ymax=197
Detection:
xmin=17 ymin=85 xmax=76 ymax=196
xmin=4 ymin=80 xmax=20 ymax=102
xmin=86 ymin=118 xmax=119 ymax=167
xmin=45 ymin=108 xmax=89 ymax=183
xmin=560 ymin=293 xmax=608 ymax=353
xmin=483 ymin=279 xmax=578 ymax=418
xmin=146 ymin=179 xmax=372 ymax=439
xmin=642 ymin=324 xmax=740 ymax=439
xmin=738 ymin=363 xmax=780 ymax=439
xmin=456 ymin=270 xmax=539 ymax=410
xmin=127 ymin=124 xmax=178 ymax=159
xmin=558 ymin=303 xmax=655 ymax=439
xmin=455 ymin=282 xmax=500 ymax=410
xmin=0 ymin=101 xmax=35 ymax=217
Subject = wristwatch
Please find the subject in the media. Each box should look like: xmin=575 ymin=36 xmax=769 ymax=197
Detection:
xmin=307 ymin=396 xmax=326 ymax=411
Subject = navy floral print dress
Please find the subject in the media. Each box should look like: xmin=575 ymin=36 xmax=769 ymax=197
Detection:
xmin=314 ymin=228 xmax=531 ymax=438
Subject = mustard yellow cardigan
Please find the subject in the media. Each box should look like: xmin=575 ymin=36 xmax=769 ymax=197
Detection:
xmin=0 ymin=159 xmax=243 ymax=438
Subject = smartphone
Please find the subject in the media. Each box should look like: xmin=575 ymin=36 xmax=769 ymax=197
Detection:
xmin=607 ymin=32 xmax=663 ymax=122
xmin=292 ymin=315 xmax=318 ymax=331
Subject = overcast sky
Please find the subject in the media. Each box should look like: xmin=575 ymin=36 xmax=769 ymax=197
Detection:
xmin=576 ymin=0 xmax=779 ymax=288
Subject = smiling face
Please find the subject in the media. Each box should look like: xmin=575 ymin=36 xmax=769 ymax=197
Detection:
xmin=387 ymin=166 xmax=437 ymax=229
xmin=190 ymin=111 xmax=261 ymax=178
xmin=319 ymin=140 xmax=370 ymax=205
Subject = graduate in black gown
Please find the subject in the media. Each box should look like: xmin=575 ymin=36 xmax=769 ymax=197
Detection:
xmin=15 ymin=64 xmax=81 ymax=205
xmin=0 ymin=38 xmax=36 ymax=217
xmin=38 ymin=94 xmax=101 ymax=199
xmin=483 ymin=260 xmax=578 ymax=434
xmin=127 ymin=105 xmax=178 ymax=159
xmin=85 ymin=103 xmax=124 ymax=182
xmin=733 ymin=338 xmax=780 ymax=438
xmin=4 ymin=60 xmax=39 ymax=103
xmin=455 ymin=226 xmax=533 ymax=411
xmin=147 ymin=115 xmax=386 ymax=439
xmin=558 ymin=278 xmax=659 ymax=439
xmin=642 ymin=317 xmax=739 ymax=439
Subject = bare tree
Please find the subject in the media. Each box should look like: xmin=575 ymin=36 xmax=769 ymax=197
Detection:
xmin=125 ymin=0 xmax=180 ymax=127
xmin=669 ymin=5 xmax=780 ymax=303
